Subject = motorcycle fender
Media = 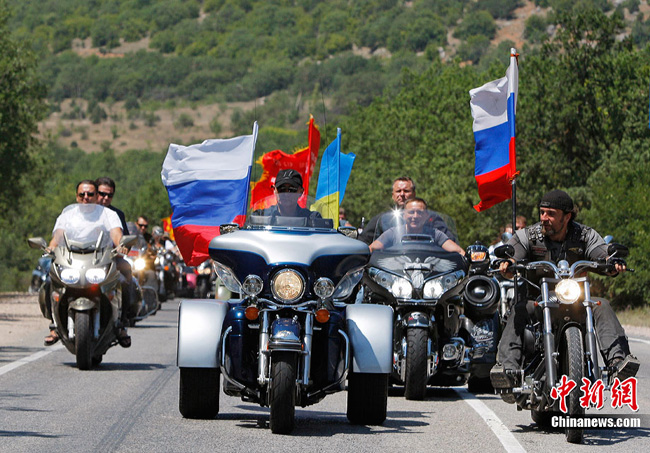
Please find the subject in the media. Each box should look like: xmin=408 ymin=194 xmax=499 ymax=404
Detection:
xmin=269 ymin=317 xmax=302 ymax=349
xmin=38 ymin=286 xmax=51 ymax=320
xmin=68 ymin=297 xmax=96 ymax=311
xmin=346 ymin=304 xmax=393 ymax=374
xmin=404 ymin=311 xmax=430 ymax=328
xmin=177 ymin=299 xmax=229 ymax=368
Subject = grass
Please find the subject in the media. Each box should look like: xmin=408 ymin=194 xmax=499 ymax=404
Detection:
xmin=616 ymin=305 xmax=650 ymax=328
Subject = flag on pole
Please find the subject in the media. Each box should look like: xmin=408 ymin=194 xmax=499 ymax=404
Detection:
xmin=161 ymin=215 xmax=175 ymax=241
xmin=312 ymin=128 xmax=355 ymax=228
xmin=250 ymin=116 xmax=320 ymax=211
xmin=469 ymin=48 xmax=518 ymax=212
xmin=161 ymin=122 xmax=258 ymax=265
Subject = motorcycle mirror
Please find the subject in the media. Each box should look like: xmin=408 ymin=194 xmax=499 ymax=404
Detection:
xmin=120 ymin=235 xmax=138 ymax=248
xmin=494 ymin=244 xmax=514 ymax=259
xmin=219 ymin=223 xmax=240 ymax=235
xmin=607 ymin=243 xmax=629 ymax=258
xmin=337 ymin=225 xmax=358 ymax=239
xmin=28 ymin=237 xmax=48 ymax=250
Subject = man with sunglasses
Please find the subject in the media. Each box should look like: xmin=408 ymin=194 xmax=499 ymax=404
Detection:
xmin=96 ymin=177 xmax=128 ymax=234
xmin=253 ymin=169 xmax=322 ymax=221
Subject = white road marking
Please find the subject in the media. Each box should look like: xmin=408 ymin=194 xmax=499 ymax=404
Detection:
xmin=629 ymin=336 xmax=650 ymax=346
xmin=455 ymin=387 xmax=526 ymax=453
xmin=0 ymin=343 xmax=63 ymax=377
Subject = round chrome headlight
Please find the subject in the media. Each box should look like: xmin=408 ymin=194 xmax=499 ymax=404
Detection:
xmin=314 ymin=277 xmax=335 ymax=299
xmin=271 ymin=269 xmax=305 ymax=303
xmin=242 ymin=275 xmax=263 ymax=296
xmin=556 ymin=279 xmax=581 ymax=304
xmin=60 ymin=268 xmax=81 ymax=284
xmin=86 ymin=268 xmax=107 ymax=284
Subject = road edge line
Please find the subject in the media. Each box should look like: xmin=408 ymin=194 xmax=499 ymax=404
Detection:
xmin=454 ymin=387 xmax=526 ymax=453
xmin=0 ymin=343 xmax=63 ymax=377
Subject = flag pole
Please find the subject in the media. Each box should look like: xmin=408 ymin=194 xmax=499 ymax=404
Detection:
xmin=243 ymin=121 xmax=259 ymax=221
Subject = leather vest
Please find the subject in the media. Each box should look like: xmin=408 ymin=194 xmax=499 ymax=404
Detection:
xmin=525 ymin=221 xmax=590 ymax=265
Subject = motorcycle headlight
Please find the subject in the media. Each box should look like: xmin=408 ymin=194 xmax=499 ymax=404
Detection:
xmin=271 ymin=269 xmax=305 ymax=303
xmin=314 ymin=277 xmax=335 ymax=299
xmin=555 ymin=279 xmax=581 ymax=304
xmin=242 ymin=275 xmax=263 ymax=296
xmin=60 ymin=268 xmax=81 ymax=284
xmin=369 ymin=267 xmax=412 ymax=299
xmin=332 ymin=267 xmax=364 ymax=300
xmin=423 ymin=271 xmax=464 ymax=300
xmin=213 ymin=261 xmax=242 ymax=294
xmin=86 ymin=267 xmax=107 ymax=284
xmin=134 ymin=258 xmax=146 ymax=272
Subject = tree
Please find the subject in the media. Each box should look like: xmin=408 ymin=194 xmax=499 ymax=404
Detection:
xmin=0 ymin=3 xmax=46 ymax=212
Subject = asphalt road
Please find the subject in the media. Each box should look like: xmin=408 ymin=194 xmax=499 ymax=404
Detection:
xmin=1 ymin=300 xmax=648 ymax=453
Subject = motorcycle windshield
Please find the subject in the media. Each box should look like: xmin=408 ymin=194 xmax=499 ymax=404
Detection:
xmin=52 ymin=203 xmax=115 ymax=250
xmin=369 ymin=240 xmax=467 ymax=283
xmin=246 ymin=194 xmax=335 ymax=230
xmin=372 ymin=209 xmax=459 ymax=246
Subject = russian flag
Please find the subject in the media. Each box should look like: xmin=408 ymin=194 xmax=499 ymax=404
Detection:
xmin=161 ymin=122 xmax=258 ymax=265
xmin=469 ymin=49 xmax=518 ymax=212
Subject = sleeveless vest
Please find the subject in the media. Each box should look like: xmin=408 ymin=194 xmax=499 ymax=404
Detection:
xmin=525 ymin=221 xmax=590 ymax=265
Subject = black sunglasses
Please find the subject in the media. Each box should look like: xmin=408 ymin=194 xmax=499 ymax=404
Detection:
xmin=77 ymin=192 xmax=96 ymax=198
xmin=137 ymin=223 xmax=148 ymax=228
xmin=275 ymin=185 xmax=299 ymax=193
xmin=98 ymin=191 xmax=114 ymax=198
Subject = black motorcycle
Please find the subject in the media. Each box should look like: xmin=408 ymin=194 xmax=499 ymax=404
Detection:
xmin=362 ymin=215 xmax=500 ymax=399
xmin=492 ymin=242 xmax=631 ymax=443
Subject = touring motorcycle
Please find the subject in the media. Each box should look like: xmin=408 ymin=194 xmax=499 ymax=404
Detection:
xmin=492 ymin=242 xmax=631 ymax=443
xmin=124 ymin=241 xmax=160 ymax=324
xmin=28 ymin=204 xmax=136 ymax=370
xmin=177 ymin=198 xmax=393 ymax=434
xmin=361 ymin=210 xmax=500 ymax=399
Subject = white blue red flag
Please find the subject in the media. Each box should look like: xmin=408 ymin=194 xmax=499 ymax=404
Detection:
xmin=161 ymin=122 xmax=258 ymax=265
xmin=469 ymin=48 xmax=518 ymax=212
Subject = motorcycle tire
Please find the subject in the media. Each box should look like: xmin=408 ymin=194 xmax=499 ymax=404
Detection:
xmin=562 ymin=326 xmax=585 ymax=444
xmin=404 ymin=328 xmax=428 ymax=400
xmin=269 ymin=352 xmax=297 ymax=434
xmin=467 ymin=376 xmax=493 ymax=394
xmin=531 ymin=409 xmax=556 ymax=427
xmin=75 ymin=311 xmax=93 ymax=371
xmin=179 ymin=367 xmax=220 ymax=419
xmin=346 ymin=372 xmax=388 ymax=425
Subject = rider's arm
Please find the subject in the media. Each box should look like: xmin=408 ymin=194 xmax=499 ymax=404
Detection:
xmin=441 ymin=239 xmax=465 ymax=256
xmin=369 ymin=239 xmax=384 ymax=252
xmin=110 ymin=227 xmax=123 ymax=248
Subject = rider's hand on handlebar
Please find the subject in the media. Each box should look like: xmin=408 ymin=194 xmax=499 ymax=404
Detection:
xmin=499 ymin=259 xmax=515 ymax=279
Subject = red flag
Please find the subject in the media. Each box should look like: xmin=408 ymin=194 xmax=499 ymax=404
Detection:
xmin=161 ymin=215 xmax=175 ymax=241
xmin=250 ymin=116 xmax=320 ymax=210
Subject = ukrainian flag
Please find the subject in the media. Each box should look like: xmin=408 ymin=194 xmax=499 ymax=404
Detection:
xmin=312 ymin=128 xmax=355 ymax=228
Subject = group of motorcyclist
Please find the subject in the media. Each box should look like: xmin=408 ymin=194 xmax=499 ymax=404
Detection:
xmin=39 ymin=177 xmax=180 ymax=350
xmin=35 ymin=170 xmax=640 ymax=392
xmin=351 ymin=176 xmax=639 ymax=396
